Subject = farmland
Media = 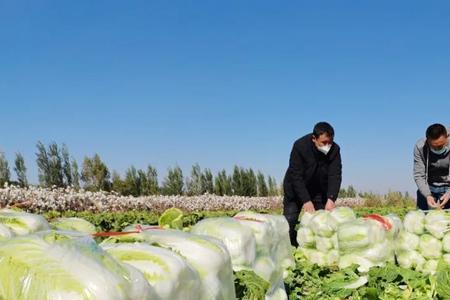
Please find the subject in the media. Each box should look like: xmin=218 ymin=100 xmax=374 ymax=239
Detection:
xmin=2 ymin=186 xmax=449 ymax=299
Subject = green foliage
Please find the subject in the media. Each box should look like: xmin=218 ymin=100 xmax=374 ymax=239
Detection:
xmin=158 ymin=208 xmax=184 ymax=229
xmin=234 ymin=270 xmax=270 ymax=300
xmin=71 ymin=159 xmax=80 ymax=190
xmin=359 ymin=191 xmax=415 ymax=208
xmin=14 ymin=152 xmax=28 ymax=188
xmin=145 ymin=165 xmax=159 ymax=195
xmin=0 ymin=152 xmax=10 ymax=187
xmin=44 ymin=210 xmax=160 ymax=232
xmin=35 ymin=142 xmax=75 ymax=188
xmin=81 ymin=154 xmax=111 ymax=191
xmin=256 ymin=172 xmax=268 ymax=197
xmin=123 ymin=166 xmax=140 ymax=196
xmin=267 ymin=176 xmax=279 ymax=196
xmin=214 ymin=169 xmax=233 ymax=196
xmin=286 ymin=248 xmax=438 ymax=300
xmin=186 ymin=163 xmax=202 ymax=196
xmin=162 ymin=166 xmax=184 ymax=195
xmin=339 ymin=185 xmax=357 ymax=198
xmin=201 ymin=168 xmax=214 ymax=194
xmin=241 ymin=168 xmax=257 ymax=197
xmin=61 ymin=144 xmax=72 ymax=187
xmin=232 ymin=166 xmax=243 ymax=195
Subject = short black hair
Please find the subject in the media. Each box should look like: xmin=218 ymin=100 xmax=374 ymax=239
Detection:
xmin=313 ymin=122 xmax=335 ymax=138
xmin=426 ymin=123 xmax=447 ymax=140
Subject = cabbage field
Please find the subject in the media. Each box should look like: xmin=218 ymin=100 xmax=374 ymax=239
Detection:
xmin=2 ymin=186 xmax=450 ymax=299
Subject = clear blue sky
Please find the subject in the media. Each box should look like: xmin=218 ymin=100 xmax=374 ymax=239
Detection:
xmin=1 ymin=1 xmax=450 ymax=195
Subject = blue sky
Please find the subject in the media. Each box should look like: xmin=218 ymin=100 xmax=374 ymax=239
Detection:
xmin=1 ymin=1 xmax=449 ymax=195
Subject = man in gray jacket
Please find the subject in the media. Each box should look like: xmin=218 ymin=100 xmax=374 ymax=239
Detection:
xmin=414 ymin=123 xmax=450 ymax=209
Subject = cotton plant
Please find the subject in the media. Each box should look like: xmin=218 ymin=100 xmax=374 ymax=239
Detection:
xmin=0 ymin=184 xmax=363 ymax=213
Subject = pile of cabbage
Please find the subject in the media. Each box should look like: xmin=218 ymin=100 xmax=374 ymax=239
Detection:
xmin=296 ymin=207 xmax=402 ymax=272
xmin=191 ymin=211 xmax=295 ymax=300
xmin=0 ymin=208 xmax=293 ymax=300
xmin=396 ymin=210 xmax=450 ymax=275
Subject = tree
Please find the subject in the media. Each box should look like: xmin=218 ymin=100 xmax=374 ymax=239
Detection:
xmin=138 ymin=169 xmax=149 ymax=196
xmin=146 ymin=165 xmax=159 ymax=195
xmin=201 ymin=168 xmax=214 ymax=194
xmin=123 ymin=166 xmax=141 ymax=196
xmin=47 ymin=143 xmax=64 ymax=187
xmin=0 ymin=152 xmax=10 ymax=187
xmin=257 ymin=171 xmax=268 ymax=197
xmin=71 ymin=159 xmax=80 ymax=190
xmin=268 ymin=176 xmax=278 ymax=196
xmin=36 ymin=141 xmax=50 ymax=187
xmin=347 ymin=185 xmax=357 ymax=198
xmin=162 ymin=166 xmax=184 ymax=195
xmin=186 ymin=163 xmax=202 ymax=196
xmin=14 ymin=152 xmax=27 ymax=187
xmin=232 ymin=166 xmax=243 ymax=196
xmin=111 ymin=171 xmax=126 ymax=195
xmin=241 ymin=168 xmax=257 ymax=197
xmin=35 ymin=142 xmax=65 ymax=188
xmin=81 ymin=154 xmax=111 ymax=191
xmin=214 ymin=169 xmax=232 ymax=196
xmin=62 ymin=144 xmax=72 ymax=186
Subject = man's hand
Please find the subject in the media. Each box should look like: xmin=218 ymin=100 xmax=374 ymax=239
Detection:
xmin=427 ymin=195 xmax=439 ymax=208
xmin=325 ymin=199 xmax=336 ymax=211
xmin=440 ymin=194 xmax=450 ymax=208
xmin=303 ymin=201 xmax=315 ymax=213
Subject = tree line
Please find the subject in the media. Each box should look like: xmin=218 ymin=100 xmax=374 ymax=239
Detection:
xmin=0 ymin=142 xmax=282 ymax=197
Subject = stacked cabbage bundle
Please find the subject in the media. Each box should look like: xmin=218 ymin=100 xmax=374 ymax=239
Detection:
xmin=0 ymin=208 xmax=238 ymax=300
xmin=396 ymin=210 xmax=450 ymax=275
xmin=337 ymin=215 xmax=398 ymax=272
xmin=190 ymin=211 xmax=295 ymax=300
xmin=103 ymin=226 xmax=237 ymax=300
xmin=296 ymin=207 xmax=400 ymax=272
xmin=0 ymin=209 xmax=157 ymax=299
xmin=297 ymin=207 xmax=355 ymax=267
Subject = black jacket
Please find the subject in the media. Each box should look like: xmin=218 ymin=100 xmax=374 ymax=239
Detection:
xmin=283 ymin=134 xmax=342 ymax=203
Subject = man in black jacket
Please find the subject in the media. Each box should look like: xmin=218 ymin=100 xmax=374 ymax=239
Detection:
xmin=283 ymin=122 xmax=342 ymax=246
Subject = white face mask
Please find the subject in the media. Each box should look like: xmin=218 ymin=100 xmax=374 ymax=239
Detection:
xmin=317 ymin=144 xmax=332 ymax=155
xmin=430 ymin=145 xmax=449 ymax=155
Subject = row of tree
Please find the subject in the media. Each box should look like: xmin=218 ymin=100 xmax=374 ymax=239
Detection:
xmin=0 ymin=142 xmax=282 ymax=197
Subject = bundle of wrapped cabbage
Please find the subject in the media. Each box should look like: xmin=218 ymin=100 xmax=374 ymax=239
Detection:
xmin=102 ymin=242 xmax=201 ymax=300
xmin=102 ymin=227 xmax=236 ymax=300
xmin=396 ymin=210 xmax=450 ymax=274
xmin=296 ymin=207 xmax=356 ymax=267
xmin=0 ymin=230 xmax=157 ymax=299
xmin=297 ymin=207 xmax=400 ymax=272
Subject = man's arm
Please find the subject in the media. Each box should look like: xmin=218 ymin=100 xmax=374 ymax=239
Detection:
xmin=327 ymin=146 xmax=342 ymax=201
xmin=413 ymin=142 xmax=431 ymax=197
xmin=289 ymin=144 xmax=311 ymax=203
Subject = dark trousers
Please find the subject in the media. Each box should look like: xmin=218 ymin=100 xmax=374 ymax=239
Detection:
xmin=417 ymin=189 xmax=450 ymax=210
xmin=283 ymin=193 xmax=326 ymax=247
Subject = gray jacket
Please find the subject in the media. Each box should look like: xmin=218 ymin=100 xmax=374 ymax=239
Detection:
xmin=413 ymin=127 xmax=450 ymax=197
